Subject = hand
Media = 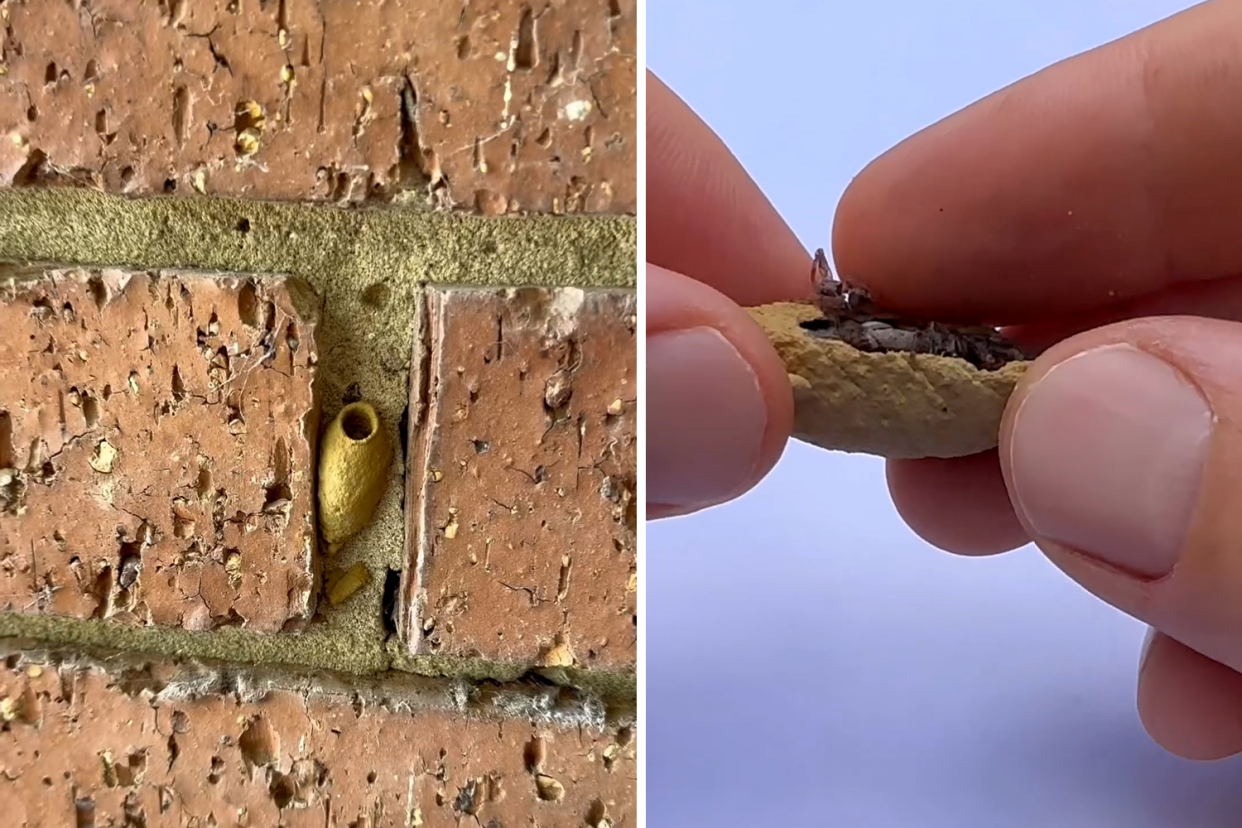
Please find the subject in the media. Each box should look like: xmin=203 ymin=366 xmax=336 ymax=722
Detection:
xmin=647 ymin=70 xmax=807 ymax=519
xmin=836 ymin=0 xmax=1242 ymax=761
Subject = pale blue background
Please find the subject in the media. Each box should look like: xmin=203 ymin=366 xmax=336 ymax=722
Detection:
xmin=647 ymin=2 xmax=1242 ymax=826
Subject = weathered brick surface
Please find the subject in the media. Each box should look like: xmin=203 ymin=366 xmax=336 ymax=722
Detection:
xmin=0 ymin=267 xmax=320 ymax=633
xmin=0 ymin=0 xmax=637 ymax=820
xmin=0 ymin=0 xmax=636 ymax=213
xmin=404 ymin=287 xmax=637 ymax=669
xmin=0 ymin=652 xmax=637 ymax=828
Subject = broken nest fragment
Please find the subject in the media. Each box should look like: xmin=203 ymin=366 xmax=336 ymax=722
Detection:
xmin=748 ymin=301 xmax=1030 ymax=460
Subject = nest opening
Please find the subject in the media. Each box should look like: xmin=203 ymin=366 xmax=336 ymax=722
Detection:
xmin=341 ymin=405 xmax=377 ymax=441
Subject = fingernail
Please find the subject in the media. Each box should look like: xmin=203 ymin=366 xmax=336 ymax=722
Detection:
xmin=648 ymin=327 xmax=767 ymax=509
xmin=1139 ymin=626 xmax=1159 ymax=675
xmin=1008 ymin=344 xmax=1213 ymax=577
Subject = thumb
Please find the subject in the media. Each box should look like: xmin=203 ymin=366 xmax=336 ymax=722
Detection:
xmin=647 ymin=264 xmax=792 ymax=518
xmin=999 ymin=315 xmax=1242 ymax=672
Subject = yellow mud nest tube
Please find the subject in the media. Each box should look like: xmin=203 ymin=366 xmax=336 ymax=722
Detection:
xmin=317 ymin=401 xmax=392 ymax=548
xmin=747 ymin=302 xmax=1030 ymax=460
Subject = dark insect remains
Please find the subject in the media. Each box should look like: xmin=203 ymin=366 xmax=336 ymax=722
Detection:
xmin=800 ymin=249 xmax=1028 ymax=371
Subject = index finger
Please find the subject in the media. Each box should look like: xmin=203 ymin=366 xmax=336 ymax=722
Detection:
xmin=832 ymin=0 xmax=1242 ymax=325
xmin=648 ymin=70 xmax=811 ymax=306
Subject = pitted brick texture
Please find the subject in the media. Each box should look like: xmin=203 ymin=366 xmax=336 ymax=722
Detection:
xmin=0 ymin=655 xmax=637 ymax=827
xmin=0 ymin=267 xmax=321 ymax=633
xmin=0 ymin=0 xmax=636 ymax=213
xmin=404 ymin=287 xmax=637 ymax=669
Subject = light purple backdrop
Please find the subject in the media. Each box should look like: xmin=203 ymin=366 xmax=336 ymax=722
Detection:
xmin=647 ymin=1 xmax=1242 ymax=825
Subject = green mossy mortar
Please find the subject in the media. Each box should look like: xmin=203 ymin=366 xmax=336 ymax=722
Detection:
xmin=0 ymin=613 xmax=636 ymax=703
xmin=0 ymin=189 xmax=636 ymax=289
xmin=0 ymin=188 xmax=637 ymax=700
xmin=0 ymin=638 xmax=637 ymax=726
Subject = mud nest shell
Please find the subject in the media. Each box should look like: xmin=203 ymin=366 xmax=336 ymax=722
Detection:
xmin=747 ymin=302 xmax=1030 ymax=460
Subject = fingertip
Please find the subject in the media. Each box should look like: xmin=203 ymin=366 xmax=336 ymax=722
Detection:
xmin=647 ymin=71 xmax=811 ymax=305
xmin=647 ymin=265 xmax=793 ymax=516
xmin=832 ymin=2 xmax=1242 ymax=324
xmin=996 ymin=316 xmax=1242 ymax=692
xmin=830 ymin=122 xmax=969 ymax=315
xmin=885 ymin=452 xmax=1030 ymax=556
xmin=1138 ymin=632 xmax=1242 ymax=761
xmin=830 ymin=163 xmax=882 ymax=280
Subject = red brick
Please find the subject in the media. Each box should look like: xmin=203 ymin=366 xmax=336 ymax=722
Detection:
xmin=403 ymin=287 xmax=637 ymax=669
xmin=0 ymin=650 xmax=637 ymax=827
xmin=0 ymin=0 xmax=636 ymax=213
xmin=0 ymin=267 xmax=320 ymax=633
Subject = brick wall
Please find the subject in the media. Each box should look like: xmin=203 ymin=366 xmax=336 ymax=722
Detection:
xmin=0 ymin=2 xmax=637 ymax=825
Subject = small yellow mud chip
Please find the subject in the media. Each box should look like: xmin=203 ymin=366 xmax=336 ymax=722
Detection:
xmin=88 ymin=439 xmax=118 ymax=473
xmin=326 ymin=562 xmax=372 ymax=605
xmin=535 ymin=774 xmax=565 ymax=802
xmin=537 ymin=637 xmax=575 ymax=668
xmin=235 ymin=128 xmax=261 ymax=157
